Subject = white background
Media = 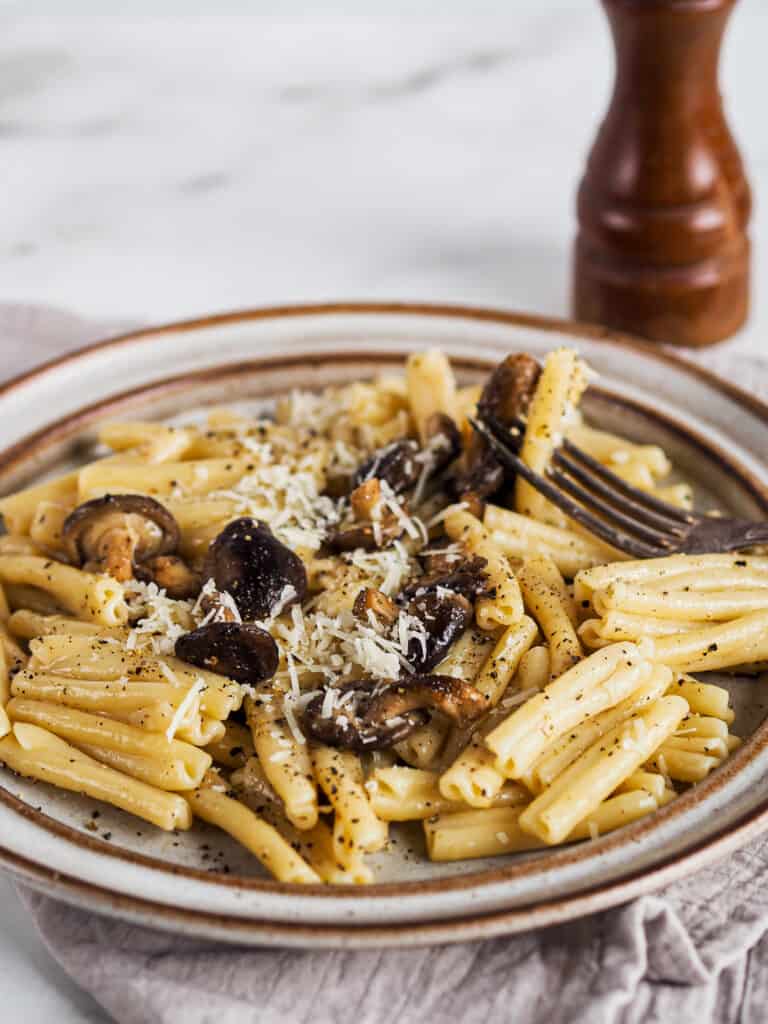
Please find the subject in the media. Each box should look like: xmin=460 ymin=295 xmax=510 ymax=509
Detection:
xmin=0 ymin=2 xmax=765 ymax=1020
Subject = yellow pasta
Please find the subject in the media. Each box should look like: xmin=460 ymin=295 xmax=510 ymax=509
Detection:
xmin=573 ymin=554 xmax=768 ymax=607
xmin=187 ymin=776 xmax=320 ymax=884
xmin=646 ymin=746 xmax=720 ymax=783
xmin=0 ymin=471 xmax=79 ymax=534
xmin=667 ymin=676 xmax=734 ymax=724
xmin=425 ymin=789 xmax=658 ymax=861
xmin=0 ymin=348 xmax=756 ymax=884
xmin=312 ymin=745 xmax=388 ymax=858
xmin=27 ymin=636 xmax=239 ymax=719
xmin=438 ymin=620 xmax=538 ymax=808
xmin=205 ymin=721 xmax=255 ymax=770
xmin=444 ymin=509 xmax=524 ymax=629
xmin=98 ymin=422 xmax=197 ymax=462
xmin=515 ymin=645 xmax=550 ymax=691
xmin=615 ymin=770 xmax=667 ymax=802
xmin=593 ymin=581 xmax=768 ymax=622
xmin=78 ymin=456 xmax=268 ymax=501
xmin=579 ymin=612 xmax=702 ymax=647
xmin=522 ymin=554 xmax=579 ymax=625
xmin=366 ymin=766 xmax=527 ymax=821
xmin=405 ymin=349 xmax=457 ymax=443
xmin=0 ymin=555 xmax=128 ymax=625
xmin=515 ymin=348 xmax=588 ymax=524
xmin=246 ymin=694 xmax=318 ymax=831
xmin=484 ymin=504 xmax=616 ymax=577
xmin=6 ymin=698 xmax=211 ymax=785
xmin=530 ymin=666 xmax=671 ymax=790
xmin=472 ymin=616 xmax=538 ymax=705
xmin=517 ymin=561 xmax=582 ymax=678
xmin=0 ymin=645 xmax=8 ymax=707
xmin=651 ymin=611 xmax=768 ymax=672
xmin=393 ymin=717 xmax=450 ymax=769
xmin=519 ymin=695 xmax=688 ymax=844
xmin=0 ymin=723 xmax=192 ymax=830
xmin=486 ymin=643 xmax=650 ymax=779
xmin=28 ymin=501 xmax=71 ymax=556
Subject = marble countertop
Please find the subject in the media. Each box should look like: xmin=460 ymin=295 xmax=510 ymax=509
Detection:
xmin=0 ymin=5 xmax=766 ymax=1021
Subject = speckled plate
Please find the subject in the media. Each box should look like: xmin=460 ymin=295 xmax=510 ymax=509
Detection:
xmin=1 ymin=302 xmax=768 ymax=949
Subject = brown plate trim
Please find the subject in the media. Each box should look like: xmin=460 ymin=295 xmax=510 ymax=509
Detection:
xmin=4 ymin=783 xmax=768 ymax=947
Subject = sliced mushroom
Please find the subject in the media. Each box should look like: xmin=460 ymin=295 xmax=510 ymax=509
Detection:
xmin=351 ymin=438 xmax=421 ymax=494
xmin=136 ymin=555 xmax=201 ymax=599
xmin=196 ymin=582 xmax=240 ymax=623
xmin=62 ymin=494 xmax=180 ymax=582
xmin=476 ymin=352 xmax=542 ymax=425
xmin=404 ymin=590 xmax=473 ymax=672
xmin=364 ymin=674 xmax=487 ymax=729
xmin=353 ymin=587 xmax=398 ymax=627
xmin=451 ymin=353 xmax=541 ymax=500
xmin=175 ymin=621 xmax=279 ymax=684
xmin=302 ymin=674 xmax=487 ymax=751
xmin=418 ymin=540 xmax=469 ymax=575
xmin=399 ymin=555 xmax=490 ymax=604
xmin=326 ymin=488 xmax=403 ymax=552
xmin=421 ymin=413 xmax=462 ymax=475
xmin=204 ymin=518 xmax=307 ymax=620
xmin=302 ymin=681 xmax=428 ymax=751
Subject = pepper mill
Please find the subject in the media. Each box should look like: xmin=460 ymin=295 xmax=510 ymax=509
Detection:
xmin=572 ymin=0 xmax=750 ymax=347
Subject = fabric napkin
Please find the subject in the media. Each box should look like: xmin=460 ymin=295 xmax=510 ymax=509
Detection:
xmin=4 ymin=302 xmax=768 ymax=1024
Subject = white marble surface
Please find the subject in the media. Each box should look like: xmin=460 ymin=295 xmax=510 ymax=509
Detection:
xmin=0 ymin=5 xmax=767 ymax=1021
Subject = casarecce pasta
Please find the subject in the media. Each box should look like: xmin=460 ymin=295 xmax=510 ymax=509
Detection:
xmin=0 ymin=346 xmax=753 ymax=882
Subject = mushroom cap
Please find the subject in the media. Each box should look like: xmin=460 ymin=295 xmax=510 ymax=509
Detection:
xmin=363 ymin=674 xmax=488 ymax=729
xmin=422 ymin=412 xmax=462 ymax=473
xmin=351 ymin=438 xmax=421 ymax=494
xmin=175 ymin=621 xmax=279 ymax=684
xmin=399 ymin=555 xmax=490 ymax=605
xmin=204 ymin=518 xmax=307 ymax=621
xmin=450 ymin=352 xmax=541 ymax=500
xmin=62 ymin=494 xmax=180 ymax=566
xmin=302 ymin=681 xmax=428 ymax=751
xmin=326 ymin=517 xmax=402 ymax=552
xmin=477 ymin=353 xmax=541 ymax=424
xmin=302 ymin=673 xmax=487 ymax=751
xmin=403 ymin=590 xmax=473 ymax=673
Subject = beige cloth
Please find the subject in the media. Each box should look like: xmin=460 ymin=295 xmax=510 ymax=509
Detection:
xmin=4 ymin=303 xmax=768 ymax=1024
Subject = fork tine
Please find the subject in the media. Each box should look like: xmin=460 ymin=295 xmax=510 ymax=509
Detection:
xmin=552 ymin=450 xmax=689 ymax=534
xmin=470 ymin=419 xmax=669 ymax=559
xmin=487 ymin=409 xmax=696 ymax=528
xmin=547 ymin=465 xmax=678 ymax=549
xmin=560 ymin=439 xmax=695 ymax=525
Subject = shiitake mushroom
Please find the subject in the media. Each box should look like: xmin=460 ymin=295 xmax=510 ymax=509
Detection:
xmin=404 ymin=591 xmax=473 ymax=673
xmin=399 ymin=555 xmax=490 ymax=605
xmin=302 ymin=681 xmax=428 ymax=751
xmin=302 ymin=674 xmax=486 ymax=751
xmin=204 ymin=518 xmax=307 ymax=620
xmin=451 ymin=353 xmax=541 ymax=500
xmin=62 ymin=494 xmax=187 ymax=587
xmin=175 ymin=621 xmax=279 ymax=684
xmin=351 ymin=439 xmax=421 ymax=494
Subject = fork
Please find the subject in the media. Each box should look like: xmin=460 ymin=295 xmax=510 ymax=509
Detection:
xmin=469 ymin=414 xmax=768 ymax=558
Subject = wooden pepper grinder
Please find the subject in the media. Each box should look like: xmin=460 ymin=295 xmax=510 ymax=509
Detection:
xmin=573 ymin=0 xmax=750 ymax=347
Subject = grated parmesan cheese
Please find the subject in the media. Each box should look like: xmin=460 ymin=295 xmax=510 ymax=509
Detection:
xmin=164 ymin=676 xmax=206 ymax=742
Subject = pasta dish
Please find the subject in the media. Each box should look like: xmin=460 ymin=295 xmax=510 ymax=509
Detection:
xmin=0 ymin=347 xmax=756 ymax=885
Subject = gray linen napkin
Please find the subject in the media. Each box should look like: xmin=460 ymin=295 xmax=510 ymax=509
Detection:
xmin=4 ymin=302 xmax=768 ymax=1024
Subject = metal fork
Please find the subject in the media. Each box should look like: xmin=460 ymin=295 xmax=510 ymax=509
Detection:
xmin=470 ymin=414 xmax=768 ymax=558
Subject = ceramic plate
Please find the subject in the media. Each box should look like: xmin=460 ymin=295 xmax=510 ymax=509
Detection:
xmin=1 ymin=303 xmax=768 ymax=949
